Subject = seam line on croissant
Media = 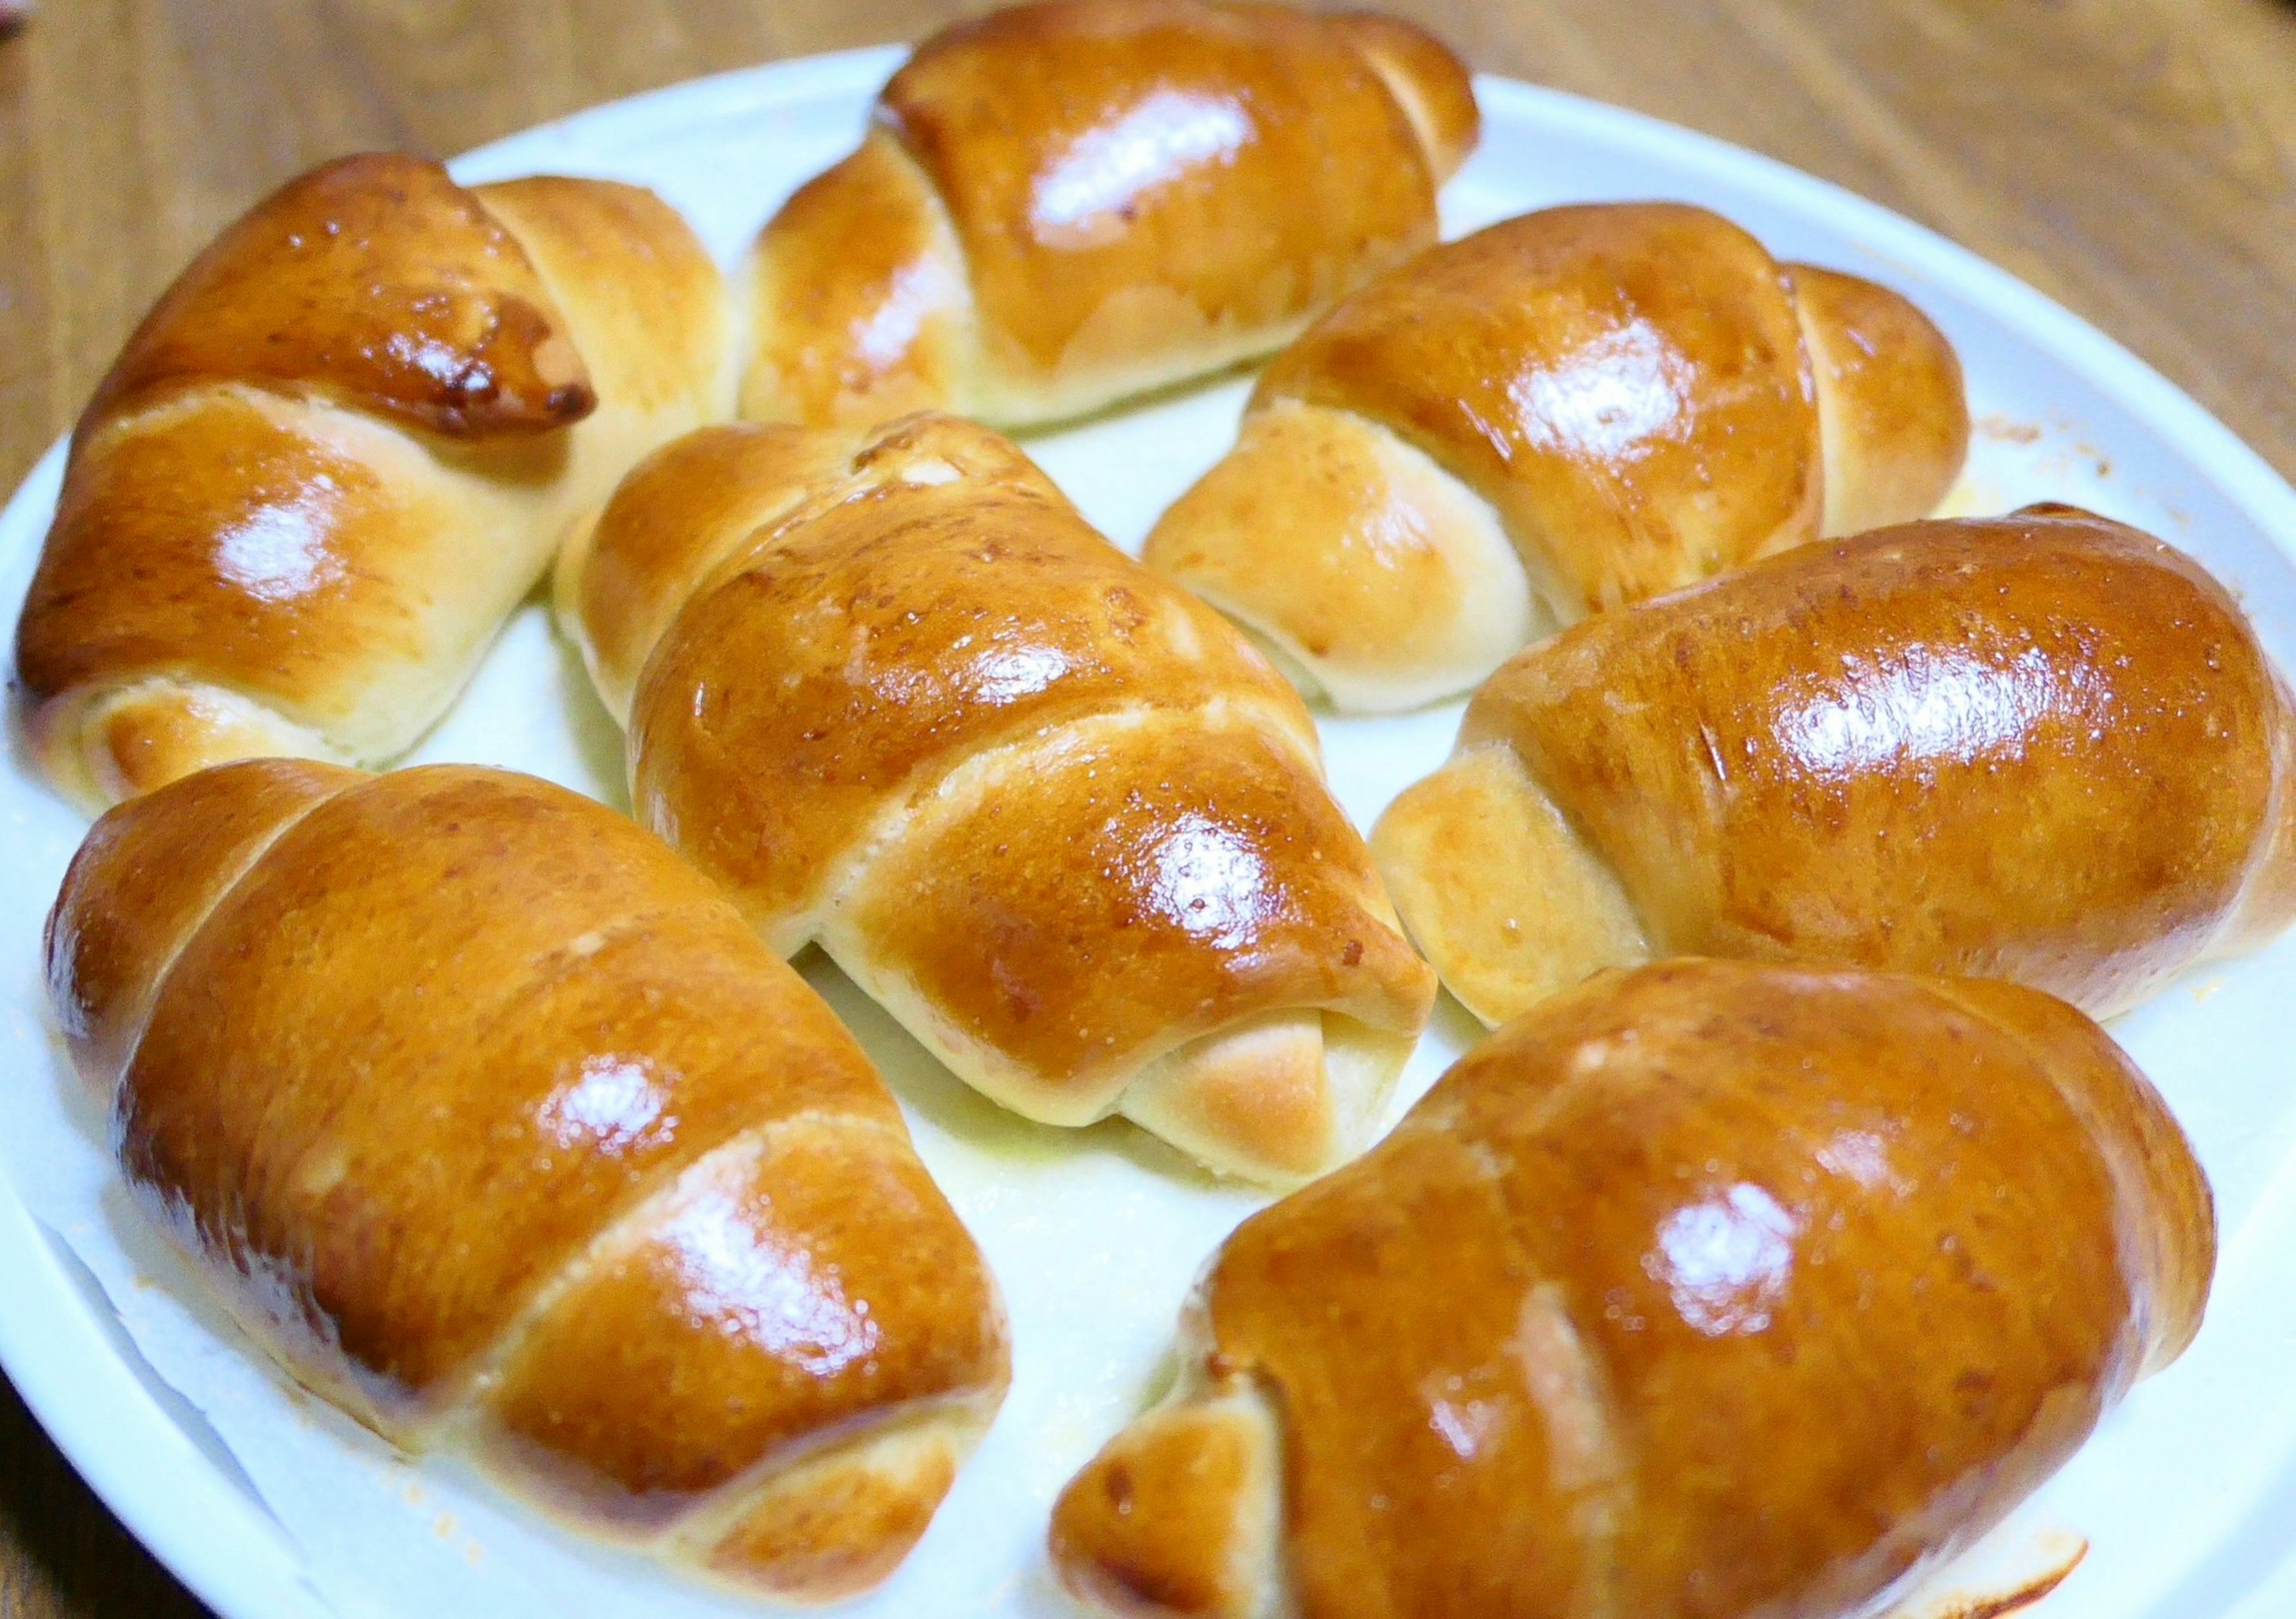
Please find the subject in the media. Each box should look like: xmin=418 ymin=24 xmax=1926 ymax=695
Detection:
xmin=1257 ymin=393 xmax=1586 ymax=630
xmin=845 ymin=130 xmax=990 ymax=420
xmin=661 ymin=414 xmax=1092 ymax=642
xmin=2204 ymin=671 xmax=2296 ymax=972
xmin=449 ymin=898 xmax=725 ymax=1058
xmin=787 ymin=691 xmax=1325 ymax=948
xmin=790 ymin=699 xmax=1381 ymax=1112
xmin=56 ymin=677 xmax=349 ymax=812
xmin=615 ymin=434 xmax=899 ymax=729
xmin=65 ymin=377 xmax=292 ymax=464
xmin=1330 ymin=45 xmax=1446 ymax=190
xmin=236 ymin=908 xmax=770 ymax=1340
xmin=1785 ymin=276 xmax=1836 ymax=542
xmin=656 ymin=1384 xmax=1005 ymax=1569
xmin=227 ymin=923 xmax=750 ymax=1303
xmin=1512 ymin=1278 xmax=1632 ymax=1619
xmin=1907 ymin=980 xmax=2175 ymax=1383
xmin=107 ymin=775 xmax=356 ymax=1104
xmin=74 ymin=371 xmax=575 ymax=474
xmin=1432 ymin=1067 xmax=1637 ymax=1615
xmin=1485 ymin=731 xmax=1662 ymax=960
xmin=431 ymin=1107 xmax=914 ymax=1435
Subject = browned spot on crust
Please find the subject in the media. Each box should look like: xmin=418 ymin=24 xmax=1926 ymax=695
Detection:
xmin=1929 ymin=1539 xmax=2085 ymax=1619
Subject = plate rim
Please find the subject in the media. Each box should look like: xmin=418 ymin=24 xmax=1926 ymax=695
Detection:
xmin=6 ymin=42 xmax=2296 ymax=1619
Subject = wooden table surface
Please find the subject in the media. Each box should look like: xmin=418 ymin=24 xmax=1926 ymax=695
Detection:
xmin=3 ymin=0 xmax=2295 ymax=1612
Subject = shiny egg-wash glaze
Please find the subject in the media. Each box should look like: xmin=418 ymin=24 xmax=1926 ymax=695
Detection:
xmin=14 ymin=152 xmax=731 ymax=810
xmin=1373 ymin=506 xmax=2296 ymax=1025
xmin=558 ymin=413 xmax=1435 ymax=1183
xmin=44 ymin=761 xmax=1008 ymax=1600
xmin=1052 ymin=959 xmax=2215 ymax=1619
xmin=741 ymin=0 xmax=1478 ymax=430
xmin=1144 ymin=203 xmax=1969 ymax=711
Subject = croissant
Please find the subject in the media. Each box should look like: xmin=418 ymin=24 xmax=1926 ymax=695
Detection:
xmin=1372 ymin=506 xmax=2296 ymax=1026
xmin=16 ymin=151 xmax=730 ymax=810
xmin=740 ymin=0 xmax=1477 ymax=431
xmin=45 ymin=759 xmax=1007 ymax=1600
xmin=1143 ymin=202 xmax=1970 ymax=710
xmin=1052 ymin=958 xmax=2215 ymax=1619
xmin=557 ymin=412 xmax=1436 ymax=1183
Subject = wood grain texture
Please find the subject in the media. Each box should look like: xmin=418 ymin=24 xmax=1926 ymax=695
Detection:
xmin=2 ymin=1 xmax=2293 ymax=1612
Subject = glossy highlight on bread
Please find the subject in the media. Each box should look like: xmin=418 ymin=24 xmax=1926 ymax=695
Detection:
xmin=740 ymin=0 xmax=1478 ymax=431
xmin=558 ymin=412 xmax=1436 ymax=1183
xmin=1373 ymin=505 xmax=2296 ymax=1025
xmin=45 ymin=760 xmax=1007 ymax=1600
xmin=1145 ymin=202 xmax=1969 ymax=710
xmin=1052 ymin=958 xmax=2214 ymax=1619
xmin=16 ymin=152 xmax=731 ymax=810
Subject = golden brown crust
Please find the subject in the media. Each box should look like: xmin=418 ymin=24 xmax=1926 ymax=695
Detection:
xmin=480 ymin=1117 xmax=999 ymax=1508
xmin=627 ymin=416 xmax=1314 ymax=935
xmin=1256 ymin=203 xmax=1824 ymax=617
xmin=1914 ymin=975 xmax=2215 ymax=1373
xmin=2221 ymin=663 xmax=2296 ymax=953
xmin=1057 ymin=960 xmax=2214 ymax=1618
xmin=1049 ymin=1379 xmax=1283 ymax=1618
xmin=1149 ymin=206 xmax=1971 ymax=713
xmin=16 ymin=154 xmax=730 ymax=808
xmin=743 ymin=132 xmax=976 ymax=430
xmin=48 ymin=761 xmax=1006 ymax=1590
xmin=745 ymin=0 xmax=1472 ymax=429
xmin=1790 ymin=262 xmax=1970 ymax=536
xmin=1385 ymin=507 xmax=2296 ymax=1021
xmin=700 ymin=1415 xmax=977 ymax=1599
xmin=25 ymin=678 xmax=337 ymax=810
xmin=19 ymin=389 xmax=533 ymax=742
xmin=88 ymin=153 xmax=594 ymax=439
xmin=882 ymin=0 xmax=1438 ymax=391
xmin=845 ymin=716 xmax=1430 ymax=1104
xmin=558 ymin=422 xmax=860 ymax=722
xmin=42 ymin=757 xmax=359 ymax=1092
xmin=472 ymin=175 xmax=732 ymax=426
xmin=112 ymin=768 xmax=906 ymax=1406
xmin=581 ymin=414 xmax=1434 ymax=1180
xmin=1324 ymin=11 xmax=1481 ymax=182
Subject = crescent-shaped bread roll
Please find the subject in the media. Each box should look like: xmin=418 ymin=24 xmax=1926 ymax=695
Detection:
xmin=16 ymin=152 xmax=730 ymax=810
xmin=740 ymin=0 xmax=1477 ymax=431
xmin=558 ymin=412 xmax=1436 ymax=1183
xmin=1144 ymin=203 xmax=1969 ymax=710
xmin=46 ymin=760 xmax=1007 ymax=1600
xmin=1052 ymin=958 xmax=2214 ymax=1619
xmin=1371 ymin=506 xmax=2296 ymax=1025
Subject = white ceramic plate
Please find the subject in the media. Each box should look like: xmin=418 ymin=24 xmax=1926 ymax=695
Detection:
xmin=8 ymin=43 xmax=2296 ymax=1619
